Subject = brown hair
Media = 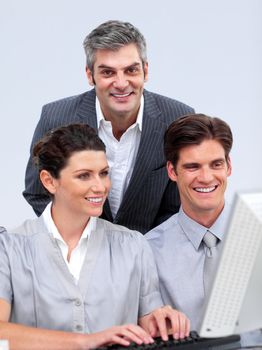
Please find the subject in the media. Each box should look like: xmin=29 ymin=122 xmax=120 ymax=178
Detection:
xmin=164 ymin=114 xmax=233 ymax=168
xmin=33 ymin=123 xmax=105 ymax=179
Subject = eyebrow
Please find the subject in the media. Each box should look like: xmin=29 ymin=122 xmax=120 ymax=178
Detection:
xmin=73 ymin=166 xmax=109 ymax=174
xmin=182 ymin=158 xmax=226 ymax=168
xmin=210 ymin=158 xmax=226 ymax=164
xmin=97 ymin=62 xmax=142 ymax=70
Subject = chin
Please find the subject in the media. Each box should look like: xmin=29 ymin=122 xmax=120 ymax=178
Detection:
xmin=87 ymin=208 xmax=103 ymax=217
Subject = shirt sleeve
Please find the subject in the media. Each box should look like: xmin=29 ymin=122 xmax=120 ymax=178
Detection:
xmin=0 ymin=228 xmax=13 ymax=304
xmin=138 ymin=235 xmax=164 ymax=317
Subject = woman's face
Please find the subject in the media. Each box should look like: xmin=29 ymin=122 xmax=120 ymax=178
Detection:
xmin=48 ymin=150 xmax=111 ymax=219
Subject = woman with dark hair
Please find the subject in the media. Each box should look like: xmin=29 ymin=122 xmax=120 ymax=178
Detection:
xmin=0 ymin=124 xmax=189 ymax=350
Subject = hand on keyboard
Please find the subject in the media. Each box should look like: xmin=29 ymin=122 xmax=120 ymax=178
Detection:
xmin=138 ymin=305 xmax=190 ymax=341
xmin=87 ymin=324 xmax=155 ymax=349
xmin=93 ymin=332 xmax=241 ymax=350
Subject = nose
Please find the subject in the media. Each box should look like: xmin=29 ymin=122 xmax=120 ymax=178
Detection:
xmin=113 ymin=72 xmax=129 ymax=89
xmin=91 ymin=176 xmax=107 ymax=193
xmin=197 ymin=167 xmax=214 ymax=183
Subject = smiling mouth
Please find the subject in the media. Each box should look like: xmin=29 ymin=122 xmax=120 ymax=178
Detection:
xmin=110 ymin=92 xmax=133 ymax=98
xmin=85 ymin=197 xmax=103 ymax=203
xmin=194 ymin=186 xmax=218 ymax=193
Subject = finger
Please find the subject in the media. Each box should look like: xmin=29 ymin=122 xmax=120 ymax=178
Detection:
xmin=153 ymin=309 xmax=168 ymax=341
xmin=120 ymin=325 xmax=154 ymax=344
xmin=178 ymin=312 xmax=186 ymax=339
xmin=127 ymin=324 xmax=154 ymax=344
xmin=159 ymin=306 xmax=186 ymax=339
xmin=185 ymin=317 xmax=191 ymax=337
xmin=178 ymin=312 xmax=191 ymax=338
xmin=167 ymin=309 xmax=180 ymax=339
xmin=111 ymin=335 xmax=131 ymax=346
xmin=88 ymin=330 xmax=130 ymax=348
xmin=148 ymin=317 xmax=158 ymax=338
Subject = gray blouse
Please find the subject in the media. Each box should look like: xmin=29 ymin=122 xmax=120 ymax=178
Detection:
xmin=0 ymin=217 xmax=163 ymax=333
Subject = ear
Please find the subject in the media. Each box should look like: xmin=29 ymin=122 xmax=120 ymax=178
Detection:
xmin=143 ymin=62 xmax=149 ymax=82
xmin=226 ymin=156 xmax=232 ymax=177
xmin=39 ymin=170 xmax=58 ymax=195
xmin=167 ymin=161 xmax=178 ymax=182
xmin=86 ymin=66 xmax=94 ymax=86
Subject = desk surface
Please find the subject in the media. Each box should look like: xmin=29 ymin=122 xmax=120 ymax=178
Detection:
xmin=240 ymin=329 xmax=262 ymax=348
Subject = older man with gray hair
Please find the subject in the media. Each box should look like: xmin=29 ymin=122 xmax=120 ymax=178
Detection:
xmin=23 ymin=20 xmax=194 ymax=234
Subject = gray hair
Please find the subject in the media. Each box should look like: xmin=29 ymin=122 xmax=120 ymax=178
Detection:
xmin=83 ymin=20 xmax=147 ymax=73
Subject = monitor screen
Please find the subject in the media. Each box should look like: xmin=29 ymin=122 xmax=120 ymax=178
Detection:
xmin=198 ymin=191 xmax=262 ymax=338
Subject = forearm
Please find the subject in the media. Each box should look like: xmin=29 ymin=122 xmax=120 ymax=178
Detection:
xmin=0 ymin=321 xmax=89 ymax=350
xmin=0 ymin=321 xmax=154 ymax=350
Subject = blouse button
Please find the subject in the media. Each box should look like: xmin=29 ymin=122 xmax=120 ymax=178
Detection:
xmin=75 ymin=298 xmax=82 ymax=306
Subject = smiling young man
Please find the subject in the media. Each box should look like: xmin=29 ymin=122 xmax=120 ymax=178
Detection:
xmin=146 ymin=113 xmax=233 ymax=330
xmin=23 ymin=20 xmax=194 ymax=234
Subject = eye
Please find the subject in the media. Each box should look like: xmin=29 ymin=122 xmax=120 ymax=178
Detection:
xmin=101 ymin=69 xmax=114 ymax=77
xmin=77 ymin=172 xmax=90 ymax=180
xmin=184 ymin=164 xmax=199 ymax=171
xmin=213 ymin=160 xmax=224 ymax=169
xmin=126 ymin=66 xmax=139 ymax=74
xmin=100 ymin=170 xmax=109 ymax=177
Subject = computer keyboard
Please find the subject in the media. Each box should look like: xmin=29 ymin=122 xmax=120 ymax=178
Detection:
xmin=96 ymin=331 xmax=241 ymax=350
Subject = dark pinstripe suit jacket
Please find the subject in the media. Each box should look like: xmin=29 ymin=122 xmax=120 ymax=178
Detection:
xmin=23 ymin=89 xmax=194 ymax=233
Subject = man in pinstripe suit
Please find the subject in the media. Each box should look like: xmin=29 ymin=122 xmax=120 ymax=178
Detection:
xmin=23 ymin=20 xmax=194 ymax=234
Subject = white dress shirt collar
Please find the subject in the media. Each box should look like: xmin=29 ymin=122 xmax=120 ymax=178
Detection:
xmin=178 ymin=203 xmax=230 ymax=251
xmin=42 ymin=202 xmax=96 ymax=283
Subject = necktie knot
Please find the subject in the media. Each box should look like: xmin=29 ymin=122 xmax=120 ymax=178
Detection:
xmin=203 ymin=230 xmax=218 ymax=249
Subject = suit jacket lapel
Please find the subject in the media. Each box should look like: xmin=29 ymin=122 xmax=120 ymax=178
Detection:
xmin=76 ymin=88 xmax=98 ymax=129
xmin=115 ymin=90 xmax=167 ymax=219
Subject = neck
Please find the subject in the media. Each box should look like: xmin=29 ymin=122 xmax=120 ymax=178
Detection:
xmin=101 ymin=108 xmax=140 ymax=141
xmin=111 ymin=117 xmax=137 ymax=140
xmin=51 ymin=204 xmax=89 ymax=245
xmin=183 ymin=204 xmax=225 ymax=228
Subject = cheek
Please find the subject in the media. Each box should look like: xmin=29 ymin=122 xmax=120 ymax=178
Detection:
xmin=105 ymin=178 xmax=111 ymax=191
xmin=134 ymin=77 xmax=145 ymax=88
xmin=96 ymin=79 xmax=111 ymax=91
xmin=178 ymin=173 xmax=193 ymax=187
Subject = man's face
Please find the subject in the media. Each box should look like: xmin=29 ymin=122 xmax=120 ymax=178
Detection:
xmin=86 ymin=43 xmax=148 ymax=121
xmin=167 ymin=139 xmax=232 ymax=225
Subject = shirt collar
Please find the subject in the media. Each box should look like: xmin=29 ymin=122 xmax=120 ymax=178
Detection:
xmin=96 ymin=94 xmax=144 ymax=132
xmin=177 ymin=203 xmax=230 ymax=250
xmin=42 ymin=202 xmax=96 ymax=243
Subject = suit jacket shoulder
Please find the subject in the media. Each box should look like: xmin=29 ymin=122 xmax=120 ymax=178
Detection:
xmin=143 ymin=89 xmax=194 ymax=124
xmin=40 ymin=89 xmax=97 ymax=129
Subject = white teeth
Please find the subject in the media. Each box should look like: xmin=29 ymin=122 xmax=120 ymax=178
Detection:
xmin=86 ymin=197 xmax=103 ymax=203
xmin=195 ymin=187 xmax=216 ymax=193
xmin=112 ymin=92 xmax=131 ymax=97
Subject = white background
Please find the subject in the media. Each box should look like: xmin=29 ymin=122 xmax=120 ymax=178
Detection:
xmin=1 ymin=0 xmax=261 ymax=229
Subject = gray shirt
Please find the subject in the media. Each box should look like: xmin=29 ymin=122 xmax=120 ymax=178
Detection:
xmin=0 ymin=217 xmax=163 ymax=333
xmin=146 ymin=206 xmax=230 ymax=330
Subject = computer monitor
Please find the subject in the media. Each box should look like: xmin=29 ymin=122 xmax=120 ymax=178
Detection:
xmin=198 ymin=191 xmax=262 ymax=338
